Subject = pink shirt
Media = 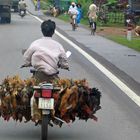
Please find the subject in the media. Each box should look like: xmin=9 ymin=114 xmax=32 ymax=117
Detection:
xmin=23 ymin=37 xmax=69 ymax=75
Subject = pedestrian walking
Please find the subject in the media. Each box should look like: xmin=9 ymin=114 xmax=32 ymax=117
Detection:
xmin=76 ymin=3 xmax=82 ymax=26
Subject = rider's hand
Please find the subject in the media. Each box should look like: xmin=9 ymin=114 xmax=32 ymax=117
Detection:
xmin=58 ymin=62 xmax=69 ymax=69
xmin=22 ymin=49 xmax=27 ymax=55
xmin=20 ymin=64 xmax=26 ymax=68
xmin=64 ymin=67 xmax=70 ymax=71
xmin=20 ymin=63 xmax=31 ymax=68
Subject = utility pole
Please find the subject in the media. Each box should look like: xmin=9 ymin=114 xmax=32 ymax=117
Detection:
xmin=37 ymin=0 xmax=40 ymax=11
xmin=37 ymin=0 xmax=41 ymax=15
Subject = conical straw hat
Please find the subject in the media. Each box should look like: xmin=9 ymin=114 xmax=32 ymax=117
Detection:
xmin=89 ymin=4 xmax=97 ymax=11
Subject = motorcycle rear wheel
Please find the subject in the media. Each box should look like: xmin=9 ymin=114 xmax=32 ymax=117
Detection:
xmin=91 ymin=22 xmax=95 ymax=35
xmin=72 ymin=18 xmax=76 ymax=31
xmin=41 ymin=115 xmax=49 ymax=140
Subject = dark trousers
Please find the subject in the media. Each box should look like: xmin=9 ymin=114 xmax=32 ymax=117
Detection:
xmin=34 ymin=71 xmax=59 ymax=83
xmin=89 ymin=18 xmax=96 ymax=31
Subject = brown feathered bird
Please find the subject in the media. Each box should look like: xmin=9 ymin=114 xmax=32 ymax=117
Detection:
xmin=135 ymin=26 xmax=140 ymax=36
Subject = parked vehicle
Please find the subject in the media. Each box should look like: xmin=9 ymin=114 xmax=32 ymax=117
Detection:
xmin=124 ymin=0 xmax=140 ymax=25
xmin=12 ymin=0 xmax=19 ymax=12
xmin=128 ymin=0 xmax=140 ymax=15
xmin=0 ymin=0 xmax=12 ymax=23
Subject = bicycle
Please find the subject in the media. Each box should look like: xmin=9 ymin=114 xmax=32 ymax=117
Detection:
xmin=71 ymin=14 xmax=77 ymax=31
xmin=89 ymin=19 xmax=96 ymax=35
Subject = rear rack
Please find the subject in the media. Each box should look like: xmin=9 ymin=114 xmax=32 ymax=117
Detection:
xmin=33 ymin=83 xmax=61 ymax=91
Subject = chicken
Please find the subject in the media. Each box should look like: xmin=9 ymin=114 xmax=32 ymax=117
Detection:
xmin=0 ymin=76 xmax=102 ymax=126
xmin=135 ymin=26 xmax=140 ymax=36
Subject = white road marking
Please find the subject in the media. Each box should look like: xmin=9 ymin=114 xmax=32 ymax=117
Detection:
xmin=32 ymin=15 xmax=140 ymax=107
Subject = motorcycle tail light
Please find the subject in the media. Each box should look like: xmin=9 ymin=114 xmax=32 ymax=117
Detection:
xmin=42 ymin=89 xmax=52 ymax=98
xmin=34 ymin=91 xmax=41 ymax=97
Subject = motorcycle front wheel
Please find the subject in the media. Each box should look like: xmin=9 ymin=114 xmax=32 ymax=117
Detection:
xmin=41 ymin=115 xmax=49 ymax=140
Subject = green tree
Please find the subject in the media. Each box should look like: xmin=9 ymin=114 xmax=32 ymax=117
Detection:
xmin=106 ymin=0 xmax=117 ymax=5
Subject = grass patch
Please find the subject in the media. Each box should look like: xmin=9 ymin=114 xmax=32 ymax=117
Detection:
xmin=58 ymin=13 xmax=89 ymax=25
xmin=58 ymin=14 xmax=69 ymax=22
xmin=107 ymin=36 xmax=140 ymax=52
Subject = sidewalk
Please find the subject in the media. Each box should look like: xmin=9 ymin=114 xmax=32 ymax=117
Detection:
xmin=26 ymin=0 xmax=140 ymax=92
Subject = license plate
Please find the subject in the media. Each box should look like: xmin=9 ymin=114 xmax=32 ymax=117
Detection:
xmin=38 ymin=98 xmax=54 ymax=109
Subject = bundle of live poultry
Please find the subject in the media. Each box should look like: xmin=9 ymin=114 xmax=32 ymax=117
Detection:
xmin=0 ymin=75 xmax=101 ymax=127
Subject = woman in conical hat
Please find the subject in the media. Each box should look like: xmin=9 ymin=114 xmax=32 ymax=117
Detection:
xmin=88 ymin=3 xmax=98 ymax=33
xmin=89 ymin=3 xmax=97 ymax=11
xmin=88 ymin=3 xmax=97 ymax=20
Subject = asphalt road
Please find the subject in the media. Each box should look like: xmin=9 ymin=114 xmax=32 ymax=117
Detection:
xmin=0 ymin=12 xmax=140 ymax=140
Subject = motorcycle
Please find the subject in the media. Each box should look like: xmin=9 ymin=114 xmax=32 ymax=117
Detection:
xmin=71 ymin=14 xmax=77 ymax=31
xmin=22 ymin=50 xmax=71 ymax=140
xmin=19 ymin=10 xmax=26 ymax=18
xmin=89 ymin=19 xmax=96 ymax=35
xmin=31 ymin=82 xmax=61 ymax=140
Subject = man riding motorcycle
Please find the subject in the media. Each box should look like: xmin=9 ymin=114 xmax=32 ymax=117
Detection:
xmin=68 ymin=2 xmax=78 ymax=26
xmin=22 ymin=19 xmax=69 ymax=83
xmin=18 ymin=0 xmax=27 ymax=15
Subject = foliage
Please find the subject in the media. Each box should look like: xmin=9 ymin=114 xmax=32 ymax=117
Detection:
xmin=106 ymin=0 xmax=117 ymax=5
